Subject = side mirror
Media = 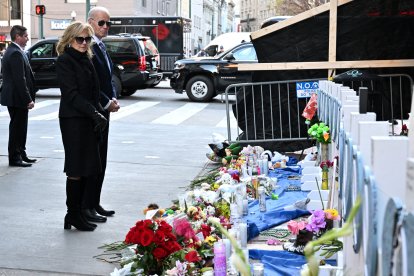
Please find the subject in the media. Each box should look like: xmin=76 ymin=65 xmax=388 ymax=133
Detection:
xmin=224 ymin=53 xmax=235 ymax=61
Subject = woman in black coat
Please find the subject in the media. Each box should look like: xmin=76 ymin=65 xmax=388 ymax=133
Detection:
xmin=56 ymin=21 xmax=107 ymax=231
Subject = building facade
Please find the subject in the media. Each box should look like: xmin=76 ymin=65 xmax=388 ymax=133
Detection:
xmin=0 ymin=0 xmax=238 ymax=53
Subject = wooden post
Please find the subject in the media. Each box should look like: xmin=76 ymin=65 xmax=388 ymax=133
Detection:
xmin=328 ymin=0 xmax=338 ymax=78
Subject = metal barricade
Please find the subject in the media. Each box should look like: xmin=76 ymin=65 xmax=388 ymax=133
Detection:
xmin=224 ymin=74 xmax=412 ymax=151
xmin=224 ymin=79 xmax=323 ymax=151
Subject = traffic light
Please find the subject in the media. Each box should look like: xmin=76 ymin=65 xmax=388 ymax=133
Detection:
xmin=35 ymin=5 xmax=46 ymax=15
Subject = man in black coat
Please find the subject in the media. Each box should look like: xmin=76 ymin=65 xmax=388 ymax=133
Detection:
xmin=1 ymin=25 xmax=37 ymax=167
xmin=82 ymin=6 xmax=120 ymax=222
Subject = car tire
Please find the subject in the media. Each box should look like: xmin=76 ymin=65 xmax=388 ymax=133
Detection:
xmin=185 ymin=75 xmax=215 ymax=102
xmin=112 ymin=75 xmax=122 ymax=98
xmin=121 ymin=89 xmax=137 ymax=96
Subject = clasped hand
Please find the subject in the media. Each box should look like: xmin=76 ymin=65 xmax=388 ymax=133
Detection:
xmin=108 ymin=98 xmax=120 ymax=112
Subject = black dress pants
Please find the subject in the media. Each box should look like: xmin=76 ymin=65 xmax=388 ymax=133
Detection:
xmin=7 ymin=107 xmax=28 ymax=162
xmin=82 ymin=115 xmax=109 ymax=209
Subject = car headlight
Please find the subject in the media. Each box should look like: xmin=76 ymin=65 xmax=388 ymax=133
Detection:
xmin=116 ymin=64 xmax=124 ymax=70
xmin=175 ymin=63 xmax=185 ymax=70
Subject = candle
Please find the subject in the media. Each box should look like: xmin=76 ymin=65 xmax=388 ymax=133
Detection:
xmin=239 ymin=222 xmax=248 ymax=248
xmin=252 ymin=262 xmax=264 ymax=276
xmin=242 ymin=199 xmax=248 ymax=216
xmin=213 ymin=241 xmax=226 ymax=276
xmin=223 ymin=238 xmax=231 ymax=262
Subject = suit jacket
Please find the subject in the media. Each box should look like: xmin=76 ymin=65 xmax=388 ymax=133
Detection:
xmin=91 ymin=42 xmax=116 ymax=113
xmin=0 ymin=43 xmax=37 ymax=108
xmin=56 ymin=47 xmax=102 ymax=118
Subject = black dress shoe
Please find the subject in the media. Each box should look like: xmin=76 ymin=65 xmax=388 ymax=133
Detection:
xmin=95 ymin=205 xmax=115 ymax=216
xmin=9 ymin=160 xmax=32 ymax=167
xmin=82 ymin=209 xmax=107 ymax=223
xmin=21 ymin=155 xmax=37 ymax=163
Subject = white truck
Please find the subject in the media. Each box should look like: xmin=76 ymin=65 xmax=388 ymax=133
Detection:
xmin=196 ymin=32 xmax=251 ymax=57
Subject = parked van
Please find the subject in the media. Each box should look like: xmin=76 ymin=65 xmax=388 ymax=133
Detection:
xmin=197 ymin=32 xmax=251 ymax=57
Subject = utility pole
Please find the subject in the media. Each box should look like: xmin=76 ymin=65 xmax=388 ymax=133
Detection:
xmin=86 ymin=0 xmax=90 ymax=21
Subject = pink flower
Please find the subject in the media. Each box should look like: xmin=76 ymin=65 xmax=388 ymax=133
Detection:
xmin=173 ymin=218 xmax=196 ymax=240
xmin=287 ymin=220 xmax=307 ymax=235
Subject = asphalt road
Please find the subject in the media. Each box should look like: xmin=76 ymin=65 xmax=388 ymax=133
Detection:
xmin=0 ymin=82 xmax=236 ymax=275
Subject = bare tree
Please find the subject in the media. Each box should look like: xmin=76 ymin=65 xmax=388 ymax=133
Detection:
xmin=274 ymin=0 xmax=328 ymax=15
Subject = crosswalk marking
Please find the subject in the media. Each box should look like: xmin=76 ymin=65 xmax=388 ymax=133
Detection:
xmin=1 ymin=99 xmax=238 ymax=128
xmin=111 ymin=101 xmax=160 ymax=121
xmin=0 ymin=99 xmax=60 ymax=117
xmin=216 ymin=114 xmax=238 ymax=128
xmin=151 ymin=103 xmax=208 ymax=125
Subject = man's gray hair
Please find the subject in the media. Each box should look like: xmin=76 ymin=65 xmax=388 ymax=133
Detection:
xmin=88 ymin=6 xmax=110 ymax=19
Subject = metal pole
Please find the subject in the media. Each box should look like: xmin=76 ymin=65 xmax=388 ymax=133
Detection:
xmin=40 ymin=14 xmax=43 ymax=39
xmin=37 ymin=0 xmax=40 ymax=39
xmin=86 ymin=0 xmax=90 ymax=21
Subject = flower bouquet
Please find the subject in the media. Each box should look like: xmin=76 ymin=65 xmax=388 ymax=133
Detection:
xmin=320 ymin=160 xmax=334 ymax=190
xmin=283 ymin=209 xmax=341 ymax=255
xmin=123 ymin=219 xmax=182 ymax=275
xmin=307 ymin=122 xmax=331 ymax=144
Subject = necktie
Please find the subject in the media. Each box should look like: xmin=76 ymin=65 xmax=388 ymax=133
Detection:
xmin=98 ymin=41 xmax=106 ymax=52
xmin=98 ymin=41 xmax=111 ymax=73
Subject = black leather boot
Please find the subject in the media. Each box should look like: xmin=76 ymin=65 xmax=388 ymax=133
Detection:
xmin=82 ymin=208 xmax=107 ymax=223
xmin=64 ymin=178 xmax=95 ymax=231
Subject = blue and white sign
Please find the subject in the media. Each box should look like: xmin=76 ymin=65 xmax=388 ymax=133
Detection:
xmin=296 ymin=81 xmax=319 ymax=98
xmin=51 ymin=20 xmax=71 ymax=30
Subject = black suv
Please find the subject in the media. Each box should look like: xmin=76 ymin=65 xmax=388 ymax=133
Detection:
xmin=170 ymin=42 xmax=257 ymax=102
xmin=25 ymin=34 xmax=162 ymax=97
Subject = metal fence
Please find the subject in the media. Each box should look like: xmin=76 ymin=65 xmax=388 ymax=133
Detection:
xmin=224 ymin=74 xmax=413 ymax=151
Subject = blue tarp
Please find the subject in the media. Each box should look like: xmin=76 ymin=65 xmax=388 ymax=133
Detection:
xmin=244 ymin=166 xmax=310 ymax=240
xmin=249 ymin=249 xmax=337 ymax=276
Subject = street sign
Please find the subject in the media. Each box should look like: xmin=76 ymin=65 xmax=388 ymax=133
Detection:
xmin=296 ymin=81 xmax=319 ymax=98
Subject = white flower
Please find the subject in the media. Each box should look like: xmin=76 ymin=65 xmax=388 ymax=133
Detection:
xmin=110 ymin=262 xmax=133 ymax=276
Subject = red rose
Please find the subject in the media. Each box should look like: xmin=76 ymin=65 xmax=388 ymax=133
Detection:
xmin=125 ymin=226 xmax=141 ymax=244
xmin=153 ymin=230 xmax=166 ymax=245
xmin=200 ymin=224 xmax=211 ymax=239
xmin=140 ymin=228 xmax=155 ymax=246
xmin=185 ymin=250 xmax=201 ymax=263
xmin=153 ymin=247 xmax=169 ymax=260
xmin=164 ymin=240 xmax=182 ymax=253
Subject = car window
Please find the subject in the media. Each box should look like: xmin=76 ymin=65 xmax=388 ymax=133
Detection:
xmin=104 ymin=40 xmax=137 ymax=55
xmin=31 ymin=43 xmax=55 ymax=58
xmin=142 ymin=39 xmax=159 ymax=56
xmin=231 ymin=45 xmax=257 ymax=61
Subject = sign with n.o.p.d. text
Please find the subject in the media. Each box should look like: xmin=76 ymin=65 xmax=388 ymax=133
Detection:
xmin=296 ymin=81 xmax=319 ymax=98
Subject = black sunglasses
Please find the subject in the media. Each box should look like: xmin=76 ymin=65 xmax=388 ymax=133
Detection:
xmin=97 ymin=20 xmax=112 ymax=27
xmin=75 ymin=36 xmax=92 ymax=44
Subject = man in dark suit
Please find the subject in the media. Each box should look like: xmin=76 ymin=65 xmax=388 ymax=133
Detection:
xmin=1 ymin=25 xmax=37 ymax=167
xmin=82 ymin=6 xmax=120 ymax=222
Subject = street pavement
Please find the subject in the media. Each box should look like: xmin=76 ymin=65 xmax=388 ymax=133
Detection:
xmin=0 ymin=82 xmax=225 ymax=275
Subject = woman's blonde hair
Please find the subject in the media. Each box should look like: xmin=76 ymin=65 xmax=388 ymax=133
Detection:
xmin=56 ymin=21 xmax=94 ymax=58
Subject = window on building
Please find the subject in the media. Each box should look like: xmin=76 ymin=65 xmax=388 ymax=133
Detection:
xmin=142 ymin=0 xmax=146 ymax=7
xmin=0 ymin=0 xmax=8 ymax=20
xmin=11 ymin=0 xmax=21 ymax=20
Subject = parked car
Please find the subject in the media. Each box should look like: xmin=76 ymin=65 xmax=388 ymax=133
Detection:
xmin=25 ymin=34 xmax=162 ymax=97
xmin=170 ymin=42 xmax=257 ymax=102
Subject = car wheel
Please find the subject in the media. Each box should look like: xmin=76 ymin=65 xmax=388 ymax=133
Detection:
xmin=121 ymin=89 xmax=137 ymax=96
xmin=185 ymin=76 xmax=214 ymax=102
xmin=112 ymin=75 xmax=122 ymax=98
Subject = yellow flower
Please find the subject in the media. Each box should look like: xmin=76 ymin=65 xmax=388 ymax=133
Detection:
xmin=324 ymin=209 xmax=340 ymax=220
xmin=204 ymin=236 xmax=216 ymax=246
xmin=212 ymin=183 xmax=220 ymax=190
